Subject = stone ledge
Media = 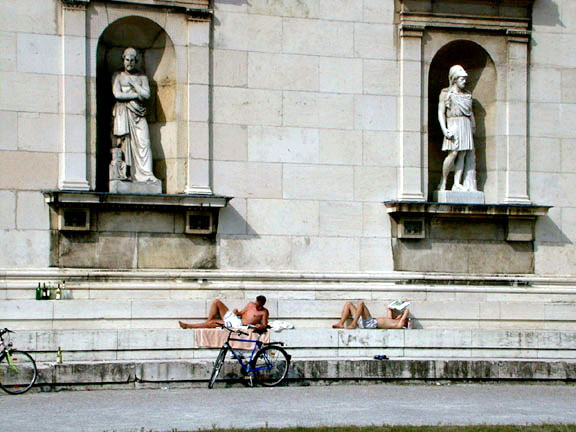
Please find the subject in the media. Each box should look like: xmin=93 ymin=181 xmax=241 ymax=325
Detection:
xmin=384 ymin=201 xmax=551 ymax=218
xmin=43 ymin=190 xmax=231 ymax=210
xmin=28 ymin=358 xmax=576 ymax=391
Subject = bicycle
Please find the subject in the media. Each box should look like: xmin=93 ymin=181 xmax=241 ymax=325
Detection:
xmin=0 ymin=328 xmax=38 ymax=395
xmin=208 ymin=325 xmax=291 ymax=389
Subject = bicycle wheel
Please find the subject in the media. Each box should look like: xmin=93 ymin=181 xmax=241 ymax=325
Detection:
xmin=251 ymin=345 xmax=290 ymax=387
xmin=0 ymin=350 xmax=38 ymax=395
xmin=208 ymin=347 xmax=228 ymax=389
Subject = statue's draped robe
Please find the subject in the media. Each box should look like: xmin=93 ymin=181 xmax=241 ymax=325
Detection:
xmin=112 ymin=75 xmax=157 ymax=183
xmin=441 ymin=89 xmax=474 ymax=152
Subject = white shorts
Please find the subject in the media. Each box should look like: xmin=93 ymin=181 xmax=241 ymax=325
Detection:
xmin=358 ymin=316 xmax=378 ymax=329
xmin=223 ymin=310 xmax=242 ymax=329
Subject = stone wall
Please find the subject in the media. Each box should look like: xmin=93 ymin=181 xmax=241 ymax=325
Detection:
xmin=0 ymin=0 xmax=574 ymax=277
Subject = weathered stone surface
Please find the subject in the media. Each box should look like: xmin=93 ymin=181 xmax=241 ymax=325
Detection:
xmin=137 ymin=234 xmax=216 ymax=269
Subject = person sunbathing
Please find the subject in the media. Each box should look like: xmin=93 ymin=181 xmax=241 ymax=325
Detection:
xmin=331 ymin=301 xmax=409 ymax=329
xmin=179 ymin=296 xmax=269 ymax=331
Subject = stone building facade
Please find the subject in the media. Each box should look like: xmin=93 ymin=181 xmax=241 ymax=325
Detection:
xmin=0 ymin=0 xmax=575 ymax=343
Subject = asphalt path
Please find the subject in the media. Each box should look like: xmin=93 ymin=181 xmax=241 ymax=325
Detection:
xmin=1 ymin=384 xmax=574 ymax=432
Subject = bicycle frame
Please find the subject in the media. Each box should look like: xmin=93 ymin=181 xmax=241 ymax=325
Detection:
xmin=222 ymin=330 xmax=275 ymax=373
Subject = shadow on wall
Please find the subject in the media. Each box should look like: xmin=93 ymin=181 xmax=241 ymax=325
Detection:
xmin=532 ymin=0 xmax=564 ymax=28
xmin=427 ymin=40 xmax=496 ymax=197
xmin=95 ymin=16 xmax=176 ymax=192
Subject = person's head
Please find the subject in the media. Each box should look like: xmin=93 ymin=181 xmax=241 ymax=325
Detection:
xmin=122 ymin=47 xmax=138 ymax=72
xmin=256 ymin=295 xmax=267 ymax=309
xmin=448 ymin=65 xmax=468 ymax=89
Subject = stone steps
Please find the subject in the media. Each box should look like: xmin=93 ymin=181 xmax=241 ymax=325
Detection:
xmin=26 ymin=358 xmax=576 ymax=391
xmin=8 ymin=329 xmax=576 ymax=362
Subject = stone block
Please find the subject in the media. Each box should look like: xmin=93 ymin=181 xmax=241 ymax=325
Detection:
xmin=405 ymin=329 xmax=472 ymax=348
xmin=283 ymin=165 xmax=354 ymax=200
xmin=530 ymin=66 xmax=561 ymax=103
xmin=291 ymin=237 xmax=360 ymax=271
xmin=319 ymin=201 xmax=362 ymax=237
xmin=213 ymin=161 xmax=282 ymax=198
xmin=319 ymin=57 xmax=362 ymax=94
xmin=0 ymin=0 xmax=57 ymax=34
xmin=248 ymin=0 xmax=319 ymax=18
xmin=188 ymin=85 xmax=209 ymax=122
xmin=16 ymin=112 xmax=60 ymax=152
xmin=53 ymin=300 xmax=131 ymax=320
xmin=283 ymin=92 xmax=355 ymax=129
xmin=360 ymin=238 xmax=394 ymax=271
xmin=247 ymin=199 xmax=319 ymax=236
xmin=16 ymin=33 xmax=60 ymax=75
xmin=561 ymin=69 xmax=576 ymax=103
xmin=213 ymin=87 xmax=282 ymax=126
xmin=213 ymin=49 xmax=247 ymax=87
xmin=433 ymin=191 xmax=485 ymax=204
xmin=355 ymin=95 xmax=397 ymax=131
xmin=214 ymin=124 xmax=248 ymax=161
xmin=278 ymin=328 xmax=338 ymax=348
xmin=561 ymin=139 xmax=576 ymax=173
xmin=218 ymin=235 xmax=292 ymax=270
xmin=16 ymin=191 xmax=49 ymax=230
xmin=319 ymin=129 xmax=362 ymax=165
xmin=130 ymin=300 xmax=206 ymax=319
xmin=97 ymin=211 xmax=173 ymax=233
xmin=0 ymin=300 xmax=53 ymax=320
xmin=0 ymin=230 xmax=50 ymax=268
xmin=363 ymin=60 xmax=399 ymax=96
xmin=36 ymin=330 xmax=119 ymax=351
xmin=355 ymin=166 xmax=398 ymax=202
xmin=362 ymin=202 xmax=391 ymax=237
xmin=64 ymin=75 xmax=86 ymax=115
xmin=319 ymin=0 xmax=362 ymax=21
xmin=363 ymin=131 xmax=399 ymax=166
xmin=248 ymin=126 xmax=319 ymax=163
xmin=0 ymin=31 xmax=16 ymax=72
xmin=0 ymin=191 xmax=16 ymax=229
xmin=354 ymin=23 xmax=395 ymax=60
xmin=530 ymin=137 xmax=561 ymax=173
xmin=56 ymin=232 xmax=138 ymax=269
xmin=283 ymin=18 xmax=354 ymax=57
xmin=362 ymin=0 xmax=395 ymax=23
xmin=530 ymin=102 xmax=560 ymax=138
xmin=217 ymin=198 xmax=247 ymax=235
xmin=430 ymin=218 xmax=504 ymax=241
xmin=248 ymin=52 xmax=319 ymax=91
xmin=0 ymin=72 xmax=58 ymax=113
xmin=137 ymin=235 xmax=216 ymax=269
xmin=214 ymin=12 xmax=282 ymax=52
xmin=0 ymin=111 xmax=17 ymax=150
xmin=108 ymin=180 xmax=163 ymax=194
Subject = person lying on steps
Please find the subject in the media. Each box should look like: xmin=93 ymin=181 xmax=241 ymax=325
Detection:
xmin=179 ymin=296 xmax=269 ymax=331
xmin=331 ymin=301 xmax=409 ymax=329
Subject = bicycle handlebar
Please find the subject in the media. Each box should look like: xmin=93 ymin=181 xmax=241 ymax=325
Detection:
xmin=0 ymin=328 xmax=13 ymax=336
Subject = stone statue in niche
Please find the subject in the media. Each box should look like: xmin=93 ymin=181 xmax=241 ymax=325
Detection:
xmin=110 ymin=47 xmax=161 ymax=194
xmin=434 ymin=65 xmax=484 ymax=203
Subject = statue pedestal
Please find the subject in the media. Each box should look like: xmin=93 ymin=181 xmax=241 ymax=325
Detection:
xmin=110 ymin=180 xmax=162 ymax=195
xmin=433 ymin=190 xmax=485 ymax=204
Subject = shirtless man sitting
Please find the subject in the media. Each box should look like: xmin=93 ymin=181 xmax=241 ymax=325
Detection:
xmin=331 ymin=301 xmax=409 ymax=329
xmin=178 ymin=296 xmax=269 ymax=331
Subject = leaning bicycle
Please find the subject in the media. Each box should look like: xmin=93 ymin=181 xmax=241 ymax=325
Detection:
xmin=208 ymin=325 xmax=291 ymax=389
xmin=0 ymin=328 xmax=38 ymax=395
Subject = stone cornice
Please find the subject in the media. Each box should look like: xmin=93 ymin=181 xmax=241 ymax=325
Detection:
xmin=60 ymin=0 xmax=212 ymax=18
xmin=384 ymin=201 xmax=551 ymax=218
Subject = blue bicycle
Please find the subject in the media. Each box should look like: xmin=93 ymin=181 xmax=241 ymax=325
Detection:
xmin=208 ymin=325 xmax=291 ymax=389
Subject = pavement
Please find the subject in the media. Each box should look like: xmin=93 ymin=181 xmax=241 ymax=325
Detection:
xmin=1 ymin=384 xmax=575 ymax=432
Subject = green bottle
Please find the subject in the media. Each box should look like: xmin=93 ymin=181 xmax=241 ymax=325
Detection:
xmin=35 ymin=283 xmax=42 ymax=300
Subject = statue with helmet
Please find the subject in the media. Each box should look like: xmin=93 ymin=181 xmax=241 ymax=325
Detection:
xmin=437 ymin=65 xmax=478 ymax=192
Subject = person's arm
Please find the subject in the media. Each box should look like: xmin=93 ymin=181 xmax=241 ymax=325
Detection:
xmin=234 ymin=303 xmax=250 ymax=316
xmin=128 ymin=75 xmax=150 ymax=101
xmin=438 ymin=91 xmax=452 ymax=140
xmin=256 ymin=309 xmax=269 ymax=331
xmin=112 ymin=73 xmax=138 ymax=101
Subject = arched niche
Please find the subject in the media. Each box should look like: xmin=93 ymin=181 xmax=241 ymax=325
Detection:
xmin=427 ymin=40 xmax=497 ymax=199
xmin=96 ymin=16 xmax=176 ymax=192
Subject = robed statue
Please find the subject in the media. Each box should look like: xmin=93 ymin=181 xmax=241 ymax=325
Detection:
xmin=111 ymin=47 xmax=160 ymax=185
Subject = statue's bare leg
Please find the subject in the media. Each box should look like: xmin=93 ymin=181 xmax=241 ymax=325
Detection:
xmin=333 ymin=302 xmax=356 ymax=328
xmin=452 ymin=151 xmax=466 ymax=190
xmin=462 ymin=150 xmax=477 ymax=191
xmin=438 ymin=150 xmax=458 ymax=191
